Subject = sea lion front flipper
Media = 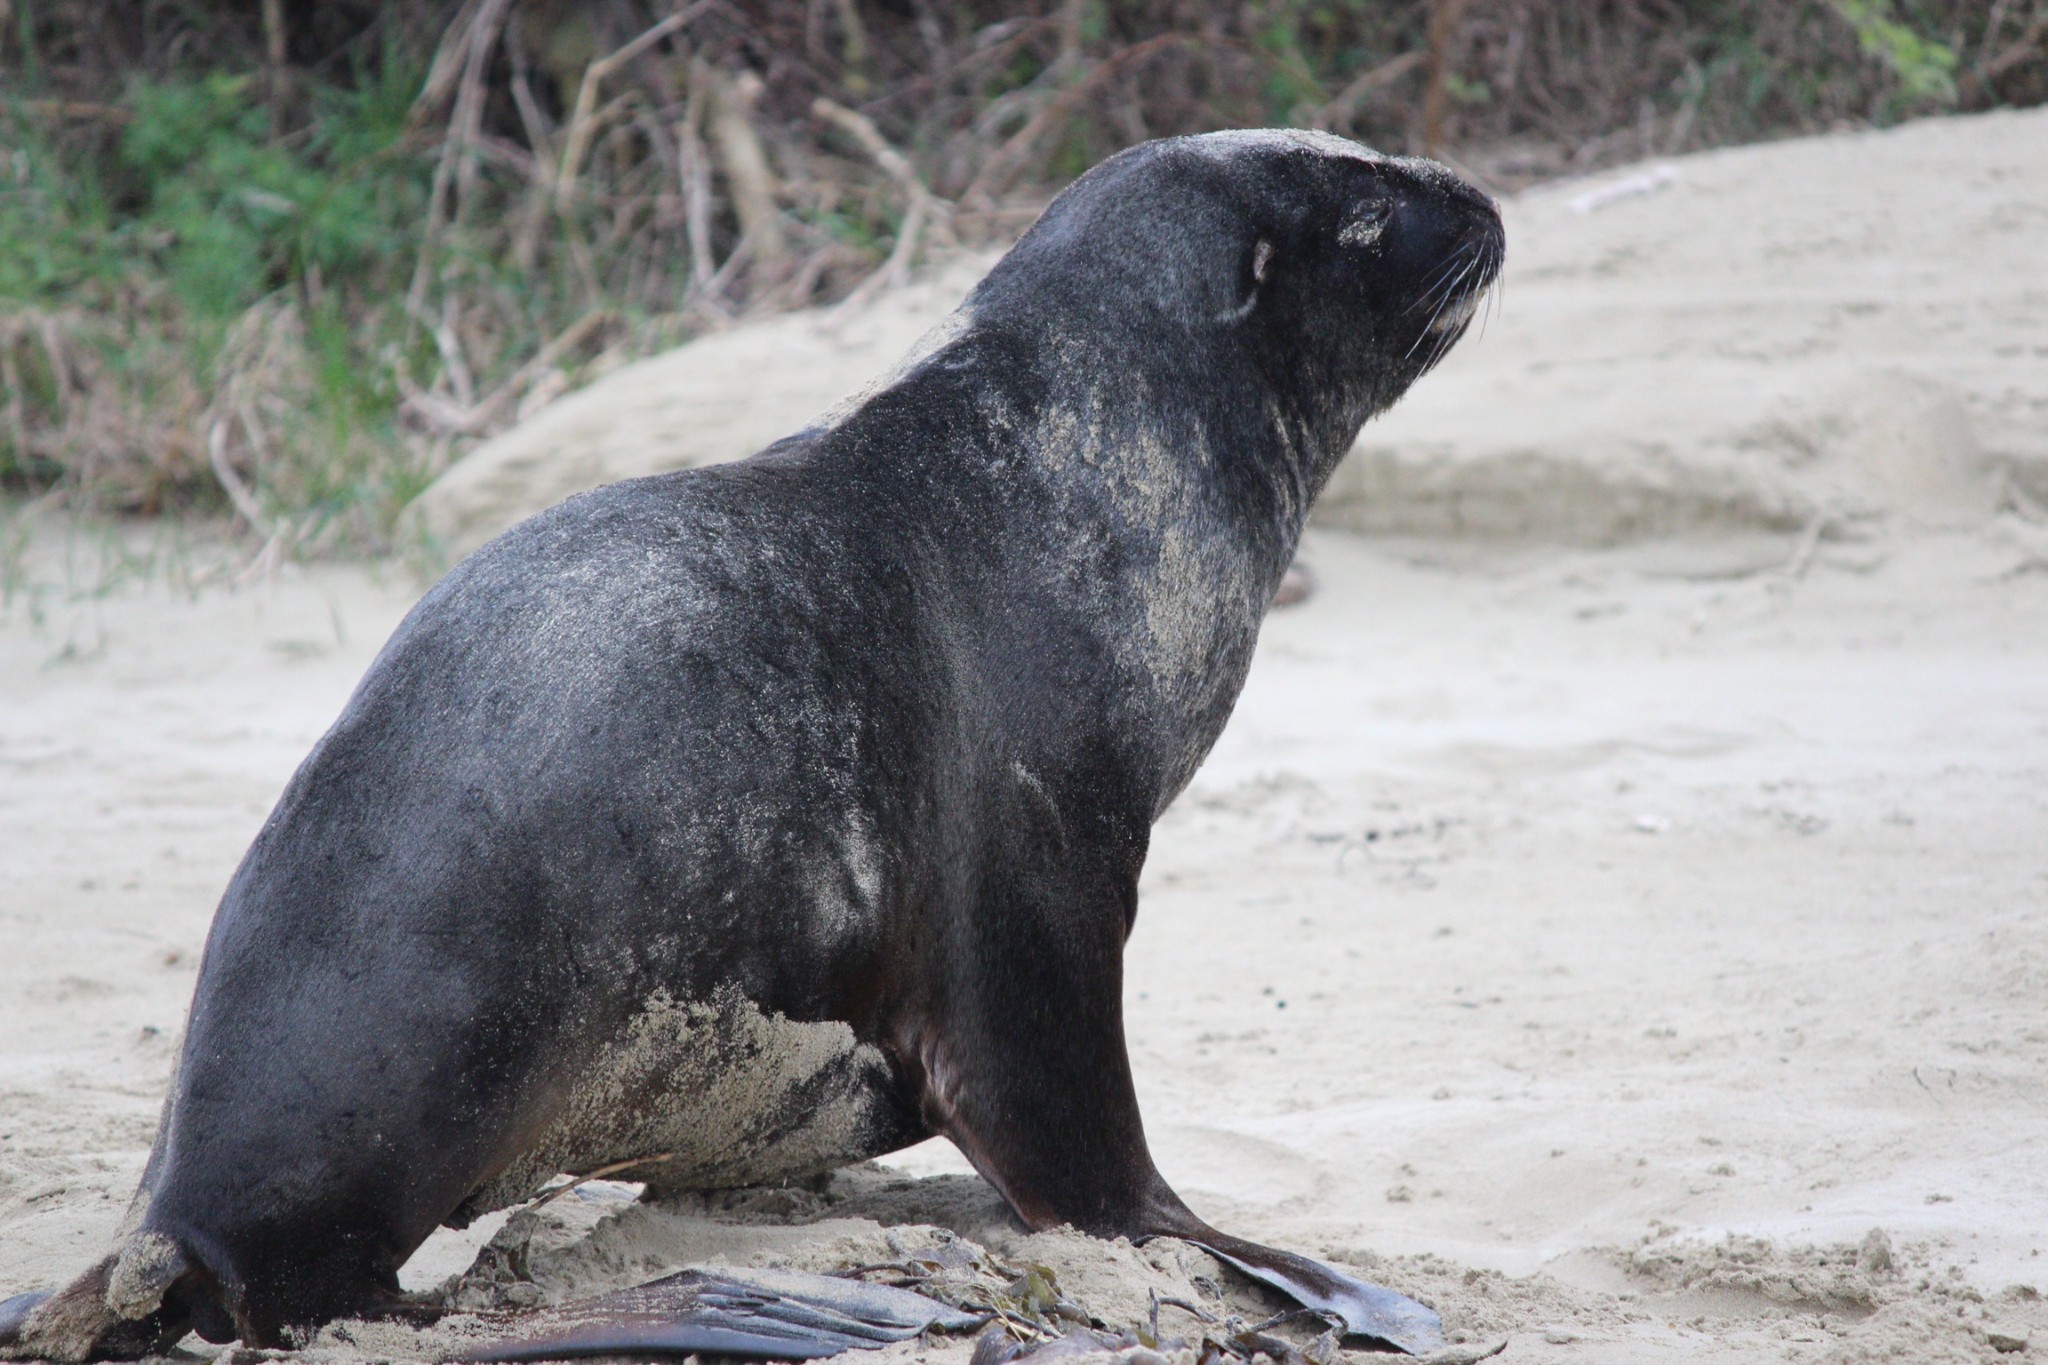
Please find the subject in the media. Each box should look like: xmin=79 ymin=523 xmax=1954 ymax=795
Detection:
xmin=1186 ymin=1233 xmax=1446 ymax=1356
xmin=921 ymin=846 xmax=1447 ymax=1356
xmin=448 ymin=1267 xmax=985 ymax=1362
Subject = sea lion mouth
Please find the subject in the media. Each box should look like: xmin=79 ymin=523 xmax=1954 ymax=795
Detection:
xmin=1405 ymin=227 xmax=1505 ymax=371
xmin=1427 ymin=286 xmax=1487 ymax=335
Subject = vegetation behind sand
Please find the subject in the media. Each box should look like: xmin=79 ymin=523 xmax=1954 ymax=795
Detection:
xmin=1 ymin=0 xmax=2041 ymax=558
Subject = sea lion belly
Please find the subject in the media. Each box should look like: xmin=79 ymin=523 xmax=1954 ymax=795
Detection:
xmin=455 ymin=986 xmax=915 ymax=1222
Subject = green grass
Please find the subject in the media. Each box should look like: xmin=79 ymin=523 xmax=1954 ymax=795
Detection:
xmin=0 ymin=56 xmax=441 ymax=538
xmin=0 ymin=40 xmax=656 ymax=552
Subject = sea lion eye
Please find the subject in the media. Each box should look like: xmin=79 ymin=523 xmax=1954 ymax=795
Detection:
xmin=1339 ymin=203 xmax=1390 ymax=248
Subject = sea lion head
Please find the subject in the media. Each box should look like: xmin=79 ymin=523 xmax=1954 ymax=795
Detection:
xmin=972 ymin=128 xmax=1504 ymax=453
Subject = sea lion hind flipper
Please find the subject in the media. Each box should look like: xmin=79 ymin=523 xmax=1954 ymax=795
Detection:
xmin=1189 ymin=1235 xmax=1447 ymax=1356
xmin=448 ymin=1267 xmax=986 ymax=1362
xmin=0 ymin=1244 xmax=195 ymax=1363
xmin=0 ymin=1292 xmax=53 ymax=1350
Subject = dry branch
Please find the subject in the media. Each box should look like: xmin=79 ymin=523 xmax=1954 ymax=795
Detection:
xmin=1422 ymin=0 xmax=1473 ymax=156
xmin=554 ymin=7 xmax=703 ymax=210
xmin=1311 ymin=51 xmax=1427 ymax=132
xmin=961 ymin=33 xmax=1188 ymax=208
xmin=401 ymin=309 xmax=615 ymax=436
xmin=1961 ymin=5 xmax=2048 ymax=99
xmin=0 ymin=341 xmax=28 ymax=469
xmin=678 ymin=90 xmax=718 ymax=288
xmin=707 ymin=67 xmax=791 ymax=274
xmin=207 ymin=415 xmax=270 ymax=536
xmin=814 ymin=97 xmax=947 ymax=308
xmin=18 ymin=99 xmax=133 ymax=123
xmin=407 ymin=0 xmax=513 ymax=322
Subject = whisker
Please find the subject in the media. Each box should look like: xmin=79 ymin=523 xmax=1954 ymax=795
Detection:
xmin=1406 ymin=254 xmax=1483 ymax=358
xmin=1426 ymin=256 xmax=1480 ymax=324
xmin=1406 ymin=244 xmax=1478 ymax=312
xmin=1478 ymin=260 xmax=1502 ymax=339
xmin=1404 ymin=245 xmax=1479 ymax=318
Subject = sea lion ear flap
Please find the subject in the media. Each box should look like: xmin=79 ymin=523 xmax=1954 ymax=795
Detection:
xmin=1223 ymin=236 xmax=1273 ymax=321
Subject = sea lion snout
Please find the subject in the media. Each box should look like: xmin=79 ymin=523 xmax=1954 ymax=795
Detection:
xmin=1342 ymin=159 xmax=1503 ymax=370
xmin=1370 ymin=160 xmax=1503 ymax=286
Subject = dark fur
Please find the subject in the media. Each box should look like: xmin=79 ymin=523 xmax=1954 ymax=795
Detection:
xmin=1 ymin=130 xmax=1501 ymax=1358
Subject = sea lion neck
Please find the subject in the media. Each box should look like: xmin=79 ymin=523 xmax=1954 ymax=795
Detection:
xmin=819 ymin=319 xmax=1321 ymax=812
xmin=923 ymin=306 xmax=1336 ymax=568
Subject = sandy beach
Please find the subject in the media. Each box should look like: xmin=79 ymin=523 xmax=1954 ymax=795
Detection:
xmin=4 ymin=511 xmax=2045 ymax=1363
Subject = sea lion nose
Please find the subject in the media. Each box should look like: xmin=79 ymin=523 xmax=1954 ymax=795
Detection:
xmin=1442 ymin=180 xmax=1503 ymax=249
xmin=1387 ymin=156 xmax=1500 ymax=233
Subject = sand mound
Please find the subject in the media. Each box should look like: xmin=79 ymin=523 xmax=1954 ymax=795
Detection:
xmin=1329 ymin=106 xmax=2048 ymax=542
xmin=406 ymin=108 xmax=2048 ymax=559
xmin=403 ymin=252 xmax=998 ymax=560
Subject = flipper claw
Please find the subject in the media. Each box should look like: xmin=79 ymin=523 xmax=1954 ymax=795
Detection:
xmin=449 ymin=1267 xmax=986 ymax=1362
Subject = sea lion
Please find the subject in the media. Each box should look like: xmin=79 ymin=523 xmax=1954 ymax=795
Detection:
xmin=0 ymin=128 xmax=1502 ymax=1360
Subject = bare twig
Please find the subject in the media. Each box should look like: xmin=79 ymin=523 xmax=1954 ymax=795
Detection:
xmin=677 ymin=81 xmax=717 ymax=288
xmin=776 ymin=241 xmax=864 ymax=309
xmin=1960 ymin=5 xmax=2048 ymax=100
xmin=508 ymin=58 xmax=558 ymax=182
xmin=1421 ymin=0 xmax=1472 ymax=155
xmin=231 ymin=398 xmax=304 ymax=580
xmin=699 ymin=227 xmax=758 ymax=306
xmin=34 ymin=316 xmax=76 ymax=430
xmin=0 ymin=337 xmax=30 ymax=467
xmin=207 ymin=415 xmax=270 ymax=536
xmin=529 ymin=1150 xmax=680 ymax=1209
xmin=837 ymin=193 xmax=929 ymax=310
xmin=814 ymin=97 xmax=949 ymax=306
xmin=15 ymin=100 xmax=134 ymax=124
xmin=447 ymin=5 xmax=505 ymax=236
xmin=555 ymin=7 xmax=703 ymax=211
xmin=413 ymin=0 xmax=485 ymax=119
xmin=401 ymin=309 xmax=615 ymax=436
xmin=466 ymin=134 xmax=542 ymax=180
xmin=813 ymin=98 xmax=925 ymax=200
xmin=830 ymin=0 xmax=872 ymax=92
xmin=708 ymin=68 xmax=792 ymax=275
xmin=406 ymin=0 xmax=513 ymax=323
xmin=961 ymin=34 xmax=1187 ymax=207
xmin=1057 ymin=0 xmax=1087 ymax=63
xmin=1310 ymin=50 xmax=1426 ymax=132
xmin=261 ymin=0 xmax=287 ymax=138
xmin=403 ymin=296 xmax=476 ymax=412
xmin=507 ymin=43 xmax=559 ymax=273
xmin=436 ymin=304 xmax=476 ymax=409
xmin=554 ymin=91 xmax=636 ymax=210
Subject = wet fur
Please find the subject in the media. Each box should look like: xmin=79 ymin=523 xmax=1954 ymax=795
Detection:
xmin=1 ymin=130 xmax=1501 ymax=1358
